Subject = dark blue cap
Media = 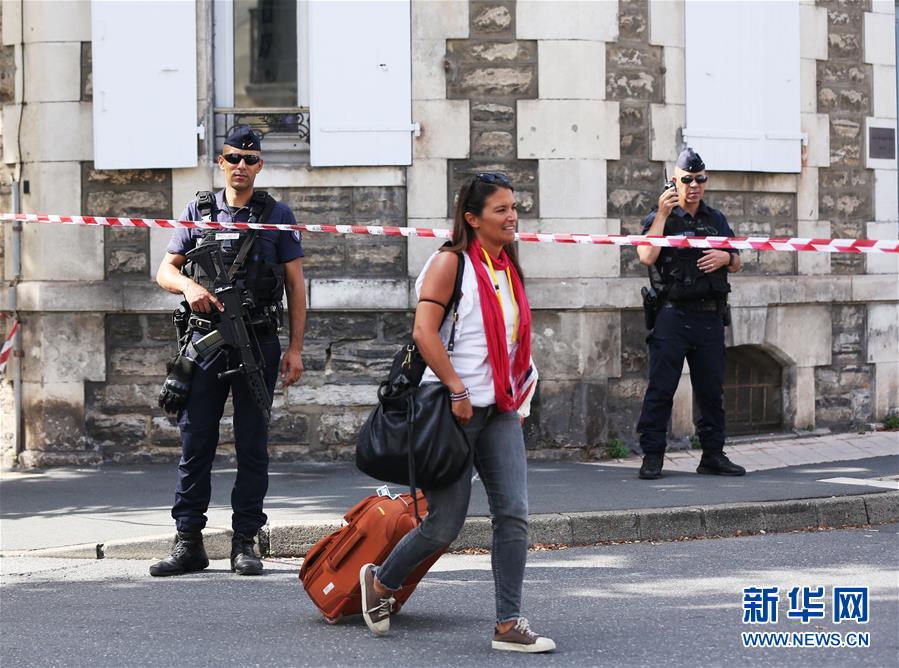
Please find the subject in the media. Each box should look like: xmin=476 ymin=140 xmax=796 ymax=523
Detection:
xmin=225 ymin=125 xmax=263 ymax=151
xmin=676 ymin=147 xmax=705 ymax=172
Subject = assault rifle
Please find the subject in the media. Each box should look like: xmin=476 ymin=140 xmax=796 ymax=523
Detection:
xmin=185 ymin=242 xmax=272 ymax=423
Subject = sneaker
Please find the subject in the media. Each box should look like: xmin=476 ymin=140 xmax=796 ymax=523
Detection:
xmin=696 ymin=452 xmax=746 ymax=476
xmin=492 ymin=617 xmax=556 ymax=653
xmin=148 ymin=531 xmax=209 ymax=577
xmin=638 ymin=454 xmax=664 ymax=479
xmin=359 ymin=563 xmax=393 ymax=636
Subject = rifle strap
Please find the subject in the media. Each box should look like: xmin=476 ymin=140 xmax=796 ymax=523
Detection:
xmin=227 ymin=230 xmax=258 ymax=282
xmin=196 ymin=191 xmax=217 ymax=222
xmin=226 ymin=192 xmax=276 ymax=282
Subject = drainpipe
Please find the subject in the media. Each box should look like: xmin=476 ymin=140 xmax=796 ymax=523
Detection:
xmin=10 ymin=181 xmax=23 ymax=458
xmin=10 ymin=0 xmax=25 ymax=460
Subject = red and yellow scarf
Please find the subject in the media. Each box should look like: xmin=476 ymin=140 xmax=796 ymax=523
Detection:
xmin=466 ymin=239 xmax=532 ymax=412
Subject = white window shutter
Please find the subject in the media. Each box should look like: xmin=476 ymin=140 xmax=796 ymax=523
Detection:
xmin=684 ymin=1 xmax=801 ymax=173
xmin=91 ymin=0 xmax=198 ymax=169
xmin=309 ymin=0 xmax=412 ymax=167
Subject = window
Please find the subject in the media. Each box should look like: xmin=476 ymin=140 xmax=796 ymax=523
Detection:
xmin=213 ymin=0 xmax=310 ymax=158
xmin=212 ymin=0 xmax=413 ymax=167
xmin=234 ymin=0 xmax=299 ymax=108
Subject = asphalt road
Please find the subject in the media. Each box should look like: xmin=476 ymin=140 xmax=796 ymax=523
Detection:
xmin=2 ymin=525 xmax=896 ymax=667
xmin=3 ymin=456 xmax=896 ymax=551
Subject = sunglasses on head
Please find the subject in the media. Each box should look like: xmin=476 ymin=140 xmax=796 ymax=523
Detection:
xmin=474 ymin=172 xmax=511 ymax=187
xmin=679 ymin=174 xmax=708 ymax=184
xmin=222 ymin=152 xmax=261 ymax=166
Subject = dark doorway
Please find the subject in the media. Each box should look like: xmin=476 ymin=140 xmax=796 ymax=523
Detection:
xmin=723 ymin=345 xmax=784 ymax=435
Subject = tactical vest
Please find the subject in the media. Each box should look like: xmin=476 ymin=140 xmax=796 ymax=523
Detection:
xmin=648 ymin=207 xmax=731 ymax=304
xmin=184 ymin=190 xmax=285 ymax=310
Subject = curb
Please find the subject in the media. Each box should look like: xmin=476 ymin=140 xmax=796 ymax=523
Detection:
xmin=9 ymin=491 xmax=897 ymax=561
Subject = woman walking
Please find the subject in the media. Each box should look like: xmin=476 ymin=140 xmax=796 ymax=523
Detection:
xmin=359 ymin=173 xmax=554 ymax=653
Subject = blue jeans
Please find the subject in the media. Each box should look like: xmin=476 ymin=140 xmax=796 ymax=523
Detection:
xmin=376 ymin=406 xmax=529 ymax=623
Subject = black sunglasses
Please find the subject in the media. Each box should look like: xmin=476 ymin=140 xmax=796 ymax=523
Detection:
xmin=679 ymin=174 xmax=708 ymax=184
xmin=475 ymin=172 xmax=511 ymax=186
xmin=222 ymin=153 xmax=261 ymax=166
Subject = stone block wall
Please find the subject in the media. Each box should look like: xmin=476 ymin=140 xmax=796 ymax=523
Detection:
xmin=81 ymin=164 xmax=172 ymax=279
xmin=818 ymin=0 xmax=874 ymax=277
xmin=815 ymin=304 xmax=874 ymax=427
xmin=83 ymin=310 xmax=413 ymax=463
xmin=1 ymin=0 xmax=896 ymax=467
xmin=270 ymin=186 xmax=407 ymax=278
xmin=806 ymin=0 xmax=883 ymax=429
xmin=446 ymin=0 xmax=539 ymax=215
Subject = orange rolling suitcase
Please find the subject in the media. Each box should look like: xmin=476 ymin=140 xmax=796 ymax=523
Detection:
xmin=299 ymin=487 xmax=442 ymax=624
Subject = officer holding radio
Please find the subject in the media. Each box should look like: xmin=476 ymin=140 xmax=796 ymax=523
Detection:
xmin=636 ymin=148 xmax=745 ymax=480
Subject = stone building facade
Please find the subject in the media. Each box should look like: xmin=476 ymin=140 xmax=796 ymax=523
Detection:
xmin=0 ymin=0 xmax=896 ymax=467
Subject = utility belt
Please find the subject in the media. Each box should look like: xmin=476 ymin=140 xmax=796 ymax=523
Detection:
xmin=664 ymin=297 xmax=721 ymax=313
xmin=187 ymin=304 xmax=282 ymax=335
xmin=663 ymin=296 xmax=731 ymax=326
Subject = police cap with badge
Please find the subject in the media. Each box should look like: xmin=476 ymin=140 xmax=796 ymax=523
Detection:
xmin=676 ymin=147 xmax=705 ymax=173
xmin=225 ymin=125 xmax=263 ymax=151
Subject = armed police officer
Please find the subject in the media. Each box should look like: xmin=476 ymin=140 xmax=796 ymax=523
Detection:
xmin=150 ymin=126 xmax=306 ymax=576
xmin=636 ymin=148 xmax=745 ymax=480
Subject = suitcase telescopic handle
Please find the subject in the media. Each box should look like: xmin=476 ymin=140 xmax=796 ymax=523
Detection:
xmin=328 ymin=527 xmax=366 ymax=569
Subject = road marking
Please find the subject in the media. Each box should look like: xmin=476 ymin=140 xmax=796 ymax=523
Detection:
xmin=817 ymin=476 xmax=899 ymax=490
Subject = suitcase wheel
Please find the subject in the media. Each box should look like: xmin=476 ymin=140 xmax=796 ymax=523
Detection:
xmin=323 ymin=614 xmax=342 ymax=625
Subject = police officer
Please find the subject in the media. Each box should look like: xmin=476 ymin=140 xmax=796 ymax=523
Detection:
xmin=150 ymin=126 xmax=306 ymax=575
xmin=636 ymin=148 xmax=745 ymax=480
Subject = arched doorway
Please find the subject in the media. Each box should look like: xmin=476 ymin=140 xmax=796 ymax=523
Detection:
xmin=724 ymin=345 xmax=784 ymax=435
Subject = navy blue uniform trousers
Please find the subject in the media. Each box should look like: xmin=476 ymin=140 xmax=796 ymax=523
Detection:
xmin=637 ymin=304 xmax=726 ymax=455
xmin=172 ymin=331 xmax=281 ymax=536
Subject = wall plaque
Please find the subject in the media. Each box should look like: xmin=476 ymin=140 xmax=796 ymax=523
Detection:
xmin=869 ymin=127 xmax=896 ymax=160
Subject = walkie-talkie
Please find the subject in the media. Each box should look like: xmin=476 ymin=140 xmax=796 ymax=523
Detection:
xmin=662 ymin=170 xmax=676 ymax=195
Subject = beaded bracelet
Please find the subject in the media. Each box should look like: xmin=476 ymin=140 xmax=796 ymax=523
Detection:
xmin=449 ymin=388 xmax=470 ymax=403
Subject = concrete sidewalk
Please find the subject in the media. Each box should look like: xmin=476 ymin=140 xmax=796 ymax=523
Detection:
xmin=1 ymin=430 xmax=896 ymax=560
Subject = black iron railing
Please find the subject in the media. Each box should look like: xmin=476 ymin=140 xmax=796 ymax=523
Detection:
xmin=213 ymin=107 xmax=310 ymax=151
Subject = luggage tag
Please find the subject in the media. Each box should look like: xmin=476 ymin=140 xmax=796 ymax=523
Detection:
xmin=376 ymin=485 xmax=400 ymax=500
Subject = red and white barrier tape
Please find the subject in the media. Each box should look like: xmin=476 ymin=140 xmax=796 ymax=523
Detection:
xmin=0 ymin=320 xmax=18 ymax=375
xmin=2 ymin=213 xmax=897 ymax=254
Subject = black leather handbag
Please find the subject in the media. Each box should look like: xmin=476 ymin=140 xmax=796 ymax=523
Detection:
xmin=356 ymin=252 xmax=472 ymax=499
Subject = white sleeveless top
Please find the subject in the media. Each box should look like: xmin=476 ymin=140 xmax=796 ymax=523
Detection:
xmin=416 ymin=251 xmax=518 ymax=407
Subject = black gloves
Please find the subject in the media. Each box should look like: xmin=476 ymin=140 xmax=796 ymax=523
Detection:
xmin=158 ymin=354 xmax=197 ymax=414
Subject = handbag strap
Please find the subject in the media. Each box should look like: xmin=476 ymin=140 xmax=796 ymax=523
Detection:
xmin=406 ymin=394 xmax=421 ymax=523
xmin=445 ymin=252 xmax=465 ymax=353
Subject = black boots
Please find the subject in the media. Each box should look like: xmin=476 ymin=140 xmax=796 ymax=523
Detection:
xmin=640 ymin=451 xmax=746 ymax=478
xmin=148 ymin=531 xmax=263 ymax=576
xmin=697 ymin=452 xmax=746 ymax=476
xmin=230 ymin=532 xmax=263 ymax=575
xmin=639 ymin=454 xmax=664 ymax=479
xmin=149 ymin=531 xmax=209 ymax=577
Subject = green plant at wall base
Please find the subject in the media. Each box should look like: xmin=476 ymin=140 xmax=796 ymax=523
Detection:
xmin=690 ymin=434 xmax=701 ymax=450
xmin=605 ymin=439 xmax=630 ymax=459
xmin=883 ymin=413 xmax=899 ymax=430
